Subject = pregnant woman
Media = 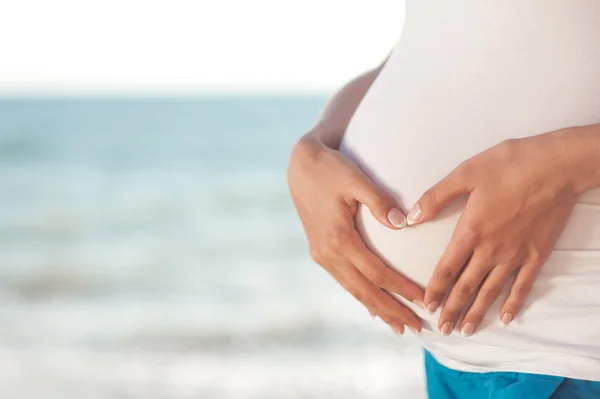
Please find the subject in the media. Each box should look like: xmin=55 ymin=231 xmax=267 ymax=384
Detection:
xmin=288 ymin=1 xmax=600 ymax=398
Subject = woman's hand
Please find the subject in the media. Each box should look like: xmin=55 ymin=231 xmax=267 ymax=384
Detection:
xmin=288 ymin=135 xmax=424 ymax=335
xmin=407 ymin=128 xmax=596 ymax=336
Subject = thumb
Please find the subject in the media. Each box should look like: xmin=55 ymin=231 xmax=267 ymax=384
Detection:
xmin=350 ymin=172 xmax=407 ymax=230
xmin=407 ymin=168 xmax=468 ymax=225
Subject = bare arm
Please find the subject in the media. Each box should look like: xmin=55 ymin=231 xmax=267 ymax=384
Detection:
xmin=408 ymin=124 xmax=600 ymax=336
xmin=288 ymin=55 xmax=425 ymax=336
xmin=305 ymin=59 xmax=387 ymax=149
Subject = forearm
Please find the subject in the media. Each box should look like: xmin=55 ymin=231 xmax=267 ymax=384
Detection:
xmin=305 ymin=60 xmax=387 ymax=149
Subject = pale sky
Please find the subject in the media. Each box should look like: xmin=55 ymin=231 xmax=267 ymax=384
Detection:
xmin=0 ymin=0 xmax=405 ymax=94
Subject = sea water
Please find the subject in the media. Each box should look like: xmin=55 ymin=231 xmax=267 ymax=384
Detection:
xmin=0 ymin=97 xmax=424 ymax=399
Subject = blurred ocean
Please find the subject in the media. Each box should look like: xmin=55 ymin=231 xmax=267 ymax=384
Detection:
xmin=0 ymin=97 xmax=424 ymax=399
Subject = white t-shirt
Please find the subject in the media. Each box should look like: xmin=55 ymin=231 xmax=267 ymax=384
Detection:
xmin=340 ymin=0 xmax=600 ymax=380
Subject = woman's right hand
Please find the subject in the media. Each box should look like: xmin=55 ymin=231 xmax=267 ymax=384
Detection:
xmin=288 ymin=135 xmax=424 ymax=334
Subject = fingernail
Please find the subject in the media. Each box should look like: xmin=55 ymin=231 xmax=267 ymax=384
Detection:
xmin=391 ymin=325 xmax=404 ymax=336
xmin=427 ymin=301 xmax=440 ymax=314
xmin=407 ymin=204 xmax=422 ymax=225
xmin=501 ymin=313 xmax=513 ymax=327
xmin=412 ymin=300 xmax=425 ymax=310
xmin=369 ymin=312 xmax=377 ymax=320
xmin=441 ymin=322 xmax=454 ymax=336
xmin=388 ymin=208 xmax=407 ymax=228
xmin=461 ymin=322 xmax=475 ymax=337
xmin=408 ymin=326 xmax=421 ymax=335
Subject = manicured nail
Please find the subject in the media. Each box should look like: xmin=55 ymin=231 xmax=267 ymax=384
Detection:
xmin=427 ymin=301 xmax=440 ymax=314
xmin=407 ymin=204 xmax=422 ymax=225
xmin=409 ymin=326 xmax=421 ymax=335
xmin=388 ymin=208 xmax=407 ymax=228
xmin=501 ymin=313 xmax=513 ymax=327
xmin=441 ymin=322 xmax=454 ymax=336
xmin=412 ymin=300 xmax=425 ymax=310
xmin=461 ymin=322 xmax=475 ymax=337
xmin=391 ymin=325 xmax=404 ymax=336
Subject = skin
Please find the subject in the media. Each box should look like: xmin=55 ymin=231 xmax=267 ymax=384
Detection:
xmin=407 ymin=125 xmax=600 ymax=336
xmin=289 ymin=58 xmax=600 ymax=337
xmin=288 ymin=58 xmax=425 ymax=335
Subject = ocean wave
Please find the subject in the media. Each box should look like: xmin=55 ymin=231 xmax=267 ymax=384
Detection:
xmin=0 ymin=133 xmax=51 ymax=161
xmin=125 ymin=317 xmax=388 ymax=353
xmin=0 ymin=272 xmax=125 ymax=300
xmin=0 ymin=294 xmax=398 ymax=354
xmin=0 ymin=344 xmax=425 ymax=399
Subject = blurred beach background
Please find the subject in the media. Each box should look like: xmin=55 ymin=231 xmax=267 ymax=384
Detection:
xmin=0 ymin=1 xmax=425 ymax=398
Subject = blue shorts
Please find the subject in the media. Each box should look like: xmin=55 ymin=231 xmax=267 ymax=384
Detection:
xmin=425 ymin=351 xmax=600 ymax=399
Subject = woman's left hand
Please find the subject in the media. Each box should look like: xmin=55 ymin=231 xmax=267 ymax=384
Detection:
xmin=406 ymin=127 xmax=597 ymax=337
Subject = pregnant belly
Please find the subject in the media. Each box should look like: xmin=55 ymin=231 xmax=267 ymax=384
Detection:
xmin=338 ymin=0 xmax=600 ymax=376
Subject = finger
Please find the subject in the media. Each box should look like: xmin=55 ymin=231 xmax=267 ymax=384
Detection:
xmin=438 ymin=250 xmax=493 ymax=335
xmin=500 ymin=261 xmax=541 ymax=326
xmin=460 ymin=265 xmax=514 ymax=336
xmin=341 ymin=262 xmax=422 ymax=332
xmin=349 ymin=170 xmax=407 ymax=230
xmin=331 ymin=260 xmax=417 ymax=332
xmin=424 ymin=222 xmax=474 ymax=313
xmin=406 ymin=164 xmax=471 ymax=226
xmin=321 ymin=257 xmax=377 ymax=316
xmin=379 ymin=314 xmax=405 ymax=336
xmin=346 ymin=232 xmax=425 ymax=307
xmin=329 ymin=264 xmax=388 ymax=323
xmin=379 ymin=315 xmax=421 ymax=336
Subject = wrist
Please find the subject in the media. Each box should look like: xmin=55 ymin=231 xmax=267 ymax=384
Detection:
xmin=555 ymin=124 xmax=600 ymax=195
xmin=289 ymin=135 xmax=327 ymax=179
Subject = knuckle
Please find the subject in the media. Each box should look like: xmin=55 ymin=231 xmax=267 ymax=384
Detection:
xmin=442 ymin=307 xmax=461 ymax=321
xmin=460 ymin=222 xmax=482 ymax=243
xmin=324 ymin=228 xmax=350 ymax=253
xmin=513 ymin=282 xmax=532 ymax=298
xmin=480 ymin=285 xmax=503 ymax=301
xmin=359 ymin=292 xmax=377 ymax=308
xmin=390 ymin=307 xmax=409 ymax=323
xmin=345 ymin=167 xmax=363 ymax=184
xmin=495 ymin=139 xmax=517 ymax=158
xmin=428 ymin=283 xmax=447 ymax=298
xmin=368 ymin=270 xmax=387 ymax=287
xmin=455 ymin=160 xmax=474 ymax=180
xmin=427 ymin=292 xmax=447 ymax=307
xmin=421 ymin=188 xmax=440 ymax=209
xmin=440 ymin=268 xmax=456 ymax=281
xmin=309 ymin=247 xmax=328 ymax=265
xmin=370 ymin=193 xmax=391 ymax=212
xmin=526 ymin=251 xmax=543 ymax=267
xmin=503 ymin=299 xmax=520 ymax=313
xmin=479 ymin=245 xmax=500 ymax=260
xmin=503 ymin=248 xmax=523 ymax=264
xmin=309 ymin=246 xmax=333 ymax=266
xmin=465 ymin=309 xmax=485 ymax=323
xmin=457 ymin=282 xmax=477 ymax=297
